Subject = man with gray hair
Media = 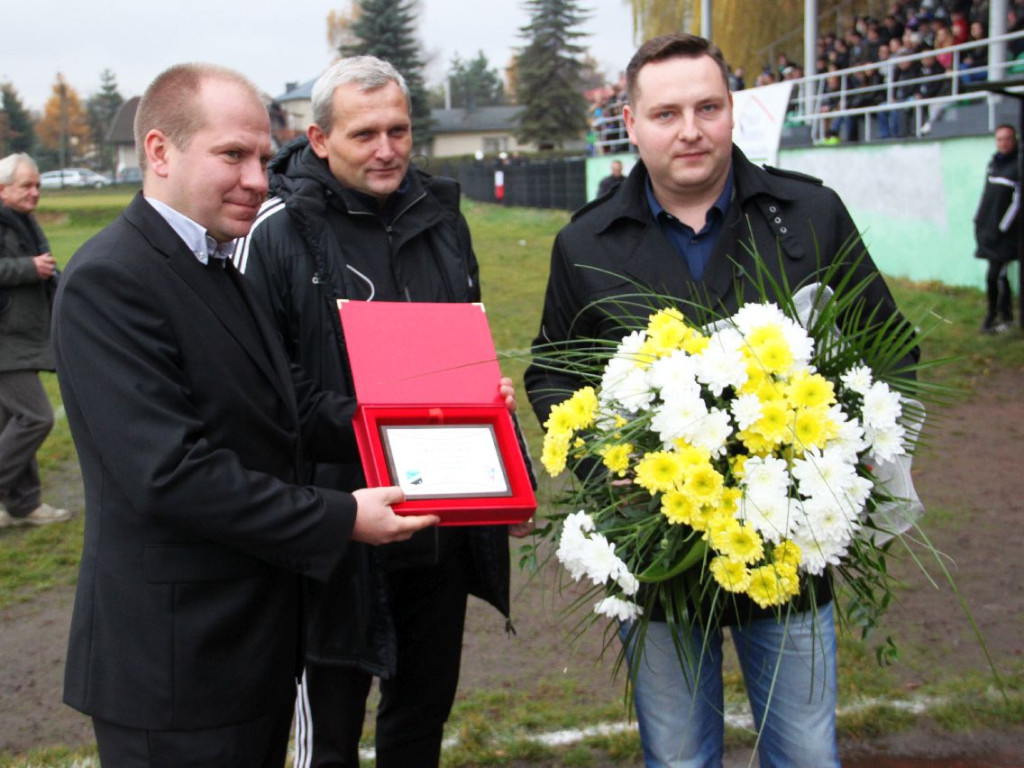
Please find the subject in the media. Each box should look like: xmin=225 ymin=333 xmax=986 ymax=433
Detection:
xmin=0 ymin=153 xmax=70 ymax=528
xmin=235 ymin=55 xmax=528 ymax=767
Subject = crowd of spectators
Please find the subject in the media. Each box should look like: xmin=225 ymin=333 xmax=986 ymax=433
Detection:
xmin=759 ymin=1 xmax=1024 ymax=141
xmin=586 ymin=76 xmax=630 ymax=155
xmin=583 ymin=1 xmax=1024 ymax=151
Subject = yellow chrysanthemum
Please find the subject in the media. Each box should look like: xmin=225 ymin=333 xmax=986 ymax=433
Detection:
xmin=786 ymin=371 xmax=836 ymax=410
xmin=737 ymin=428 xmax=776 ymax=457
xmin=746 ymin=325 xmax=794 ymax=375
xmin=752 ymin=400 xmax=791 ymax=444
xmin=789 ymin=406 xmax=832 ymax=452
xmin=710 ymin=556 xmax=752 ymax=593
xmin=634 ymin=451 xmax=685 ymax=495
xmin=661 ymin=490 xmax=697 ymax=525
xmin=646 ymin=308 xmax=690 ymax=353
xmin=541 ymin=433 xmax=570 ymax=476
xmin=599 ymin=443 xmax=633 ymax=477
xmin=543 ymin=402 xmax=576 ymax=438
xmin=709 ymin=519 xmax=764 ymax=564
xmin=684 ymin=465 xmax=724 ymax=506
xmin=673 ymin=441 xmax=712 ymax=468
xmin=745 ymin=563 xmax=801 ymax=608
xmin=746 ymin=324 xmax=786 ymax=349
xmin=718 ymin=487 xmax=742 ymax=517
xmin=688 ymin=503 xmax=727 ymax=533
xmin=682 ymin=333 xmax=709 ymax=355
xmin=773 ymin=540 xmax=803 ymax=568
xmin=568 ymin=386 xmax=599 ymax=427
xmin=730 ymin=454 xmax=749 ymax=479
xmin=572 ymin=436 xmax=587 ymax=458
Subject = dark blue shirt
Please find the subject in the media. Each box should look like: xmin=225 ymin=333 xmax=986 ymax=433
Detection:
xmin=645 ymin=170 xmax=734 ymax=281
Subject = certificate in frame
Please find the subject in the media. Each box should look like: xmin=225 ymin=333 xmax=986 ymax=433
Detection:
xmin=380 ymin=424 xmax=513 ymax=499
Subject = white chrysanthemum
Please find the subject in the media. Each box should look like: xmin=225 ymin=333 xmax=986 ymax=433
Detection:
xmin=799 ymin=497 xmax=857 ymax=545
xmin=839 ymin=476 xmax=873 ymax=520
xmin=594 ymin=595 xmax=644 ymax=621
xmin=731 ymin=392 xmax=764 ymax=431
xmin=617 ymin=569 xmax=640 ymax=596
xmin=827 ymin=404 xmax=868 ymax=461
xmin=647 ymin=351 xmax=700 ymax=396
xmin=792 ymin=447 xmax=859 ymax=503
xmin=866 ymin=423 xmax=906 ymax=463
xmin=613 ymin=329 xmax=648 ymax=364
xmin=556 ymin=512 xmax=599 ymax=582
xmin=731 ymin=302 xmax=787 ymax=334
xmin=695 ymin=329 xmax=748 ymax=396
xmin=739 ymin=493 xmax=798 ymax=544
xmin=861 ymin=381 xmax=902 ymax=430
xmin=687 ymin=408 xmax=734 ymax=457
xmin=580 ymin=533 xmax=626 ymax=586
xmin=650 ymin=389 xmax=708 ymax=445
xmin=840 ymin=365 xmax=874 ymax=395
xmin=791 ymin=530 xmax=847 ymax=575
xmin=742 ymin=455 xmax=791 ymax=499
xmin=564 ymin=510 xmax=595 ymax=533
xmin=601 ymin=360 xmax=655 ymax=413
xmin=556 ymin=528 xmax=591 ymax=582
xmin=780 ymin=320 xmax=816 ymax=370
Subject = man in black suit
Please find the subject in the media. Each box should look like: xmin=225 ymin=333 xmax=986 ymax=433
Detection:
xmin=52 ymin=63 xmax=438 ymax=767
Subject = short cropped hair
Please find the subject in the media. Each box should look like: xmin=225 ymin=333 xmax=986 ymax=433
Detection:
xmin=626 ymin=34 xmax=731 ymax=104
xmin=311 ymin=56 xmax=410 ymax=133
xmin=134 ymin=63 xmax=262 ymax=170
xmin=0 ymin=153 xmax=38 ymax=185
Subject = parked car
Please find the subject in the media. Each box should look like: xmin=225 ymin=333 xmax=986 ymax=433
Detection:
xmin=39 ymin=168 xmax=112 ymax=189
xmin=116 ymin=166 xmax=143 ymax=185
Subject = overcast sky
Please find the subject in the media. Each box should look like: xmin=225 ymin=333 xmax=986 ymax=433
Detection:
xmin=2 ymin=1 xmax=637 ymax=113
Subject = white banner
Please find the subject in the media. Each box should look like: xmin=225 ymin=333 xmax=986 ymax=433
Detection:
xmin=732 ymin=81 xmax=794 ymax=168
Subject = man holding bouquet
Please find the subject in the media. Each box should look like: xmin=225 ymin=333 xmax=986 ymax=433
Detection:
xmin=525 ymin=33 xmax=916 ymax=768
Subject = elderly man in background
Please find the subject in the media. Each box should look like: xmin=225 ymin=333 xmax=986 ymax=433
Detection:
xmin=0 ymin=153 xmax=71 ymax=528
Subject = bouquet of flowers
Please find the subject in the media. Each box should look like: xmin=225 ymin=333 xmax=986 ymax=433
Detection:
xmin=537 ymin=281 xmax=927 ymax=639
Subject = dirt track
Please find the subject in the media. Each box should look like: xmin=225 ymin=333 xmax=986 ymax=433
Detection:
xmin=2 ymin=368 xmax=1024 ymax=764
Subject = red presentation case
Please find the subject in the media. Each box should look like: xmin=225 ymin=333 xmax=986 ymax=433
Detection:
xmin=338 ymin=300 xmax=536 ymax=526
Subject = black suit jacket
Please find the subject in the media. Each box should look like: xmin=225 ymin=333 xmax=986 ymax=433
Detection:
xmin=54 ymin=194 xmax=358 ymax=730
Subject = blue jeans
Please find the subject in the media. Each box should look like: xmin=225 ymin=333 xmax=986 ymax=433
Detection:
xmin=620 ymin=602 xmax=840 ymax=768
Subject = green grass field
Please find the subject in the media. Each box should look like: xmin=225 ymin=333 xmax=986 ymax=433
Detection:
xmin=2 ymin=190 xmax=1022 ymax=767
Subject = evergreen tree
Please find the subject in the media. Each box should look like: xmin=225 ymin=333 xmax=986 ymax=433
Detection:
xmin=446 ymin=52 xmax=506 ymax=111
xmin=86 ymin=69 xmax=124 ymax=174
xmin=515 ymin=0 xmax=591 ymax=149
xmin=341 ymin=0 xmax=433 ymax=148
xmin=1 ymin=83 xmax=36 ymax=155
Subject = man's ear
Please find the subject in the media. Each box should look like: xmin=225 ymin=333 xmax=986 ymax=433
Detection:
xmin=623 ymin=104 xmax=637 ymax=145
xmin=144 ymin=129 xmax=172 ymax=178
xmin=308 ymin=124 xmax=329 ymax=159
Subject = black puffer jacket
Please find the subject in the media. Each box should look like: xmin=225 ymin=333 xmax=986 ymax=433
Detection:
xmin=974 ymin=148 xmax=1021 ymax=264
xmin=235 ymin=137 xmax=510 ymax=676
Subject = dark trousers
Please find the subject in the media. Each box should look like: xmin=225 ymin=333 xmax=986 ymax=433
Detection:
xmin=294 ymin=554 xmax=470 ymax=768
xmin=0 ymin=370 xmax=53 ymax=515
xmin=985 ymin=258 xmax=1014 ymax=323
xmin=92 ymin=697 xmax=294 ymax=768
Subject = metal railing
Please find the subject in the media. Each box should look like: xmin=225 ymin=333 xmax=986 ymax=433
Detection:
xmin=588 ymin=30 xmax=1024 ymax=149
xmin=790 ymin=30 xmax=1024 ymax=142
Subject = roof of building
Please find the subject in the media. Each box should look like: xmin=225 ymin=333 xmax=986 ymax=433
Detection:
xmin=430 ymin=106 xmax=521 ymax=134
xmin=275 ymin=79 xmax=316 ymax=102
xmin=107 ymin=96 xmax=140 ymax=145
